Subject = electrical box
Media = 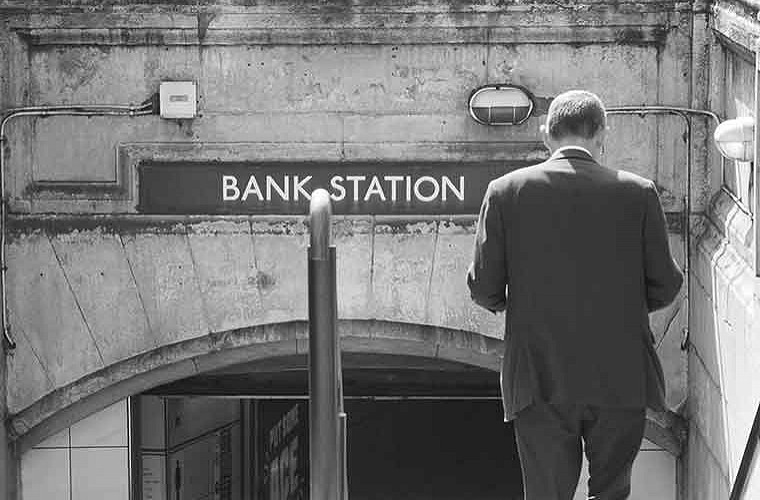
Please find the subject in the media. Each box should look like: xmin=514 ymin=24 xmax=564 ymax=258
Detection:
xmin=159 ymin=81 xmax=197 ymax=119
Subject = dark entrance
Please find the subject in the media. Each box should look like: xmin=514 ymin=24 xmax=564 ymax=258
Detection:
xmin=346 ymin=399 xmax=521 ymax=500
xmin=134 ymin=354 xmax=523 ymax=500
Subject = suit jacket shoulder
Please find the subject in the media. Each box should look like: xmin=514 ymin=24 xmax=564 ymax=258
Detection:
xmin=486 ymin=162 xmax=549 ymax=197
xmin=492 ymin=158 xmax=656 ymax=194
xmin=611 ymin=167 xmax=656 ymax=190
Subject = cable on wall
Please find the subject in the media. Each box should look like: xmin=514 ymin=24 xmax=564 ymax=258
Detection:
xmin=0 ymin=96 xmax=158 ymax=351
xmin=606 ymin=106 xmax=721 ymax=357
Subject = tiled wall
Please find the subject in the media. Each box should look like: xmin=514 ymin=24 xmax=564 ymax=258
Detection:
xmin=18 ymin=396 xmax=675 ymax=500
xmin=20 ymin=399 xmax=130 ymax=500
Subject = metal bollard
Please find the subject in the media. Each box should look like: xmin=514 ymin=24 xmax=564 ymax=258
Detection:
xmin=308 ymin=189 xmax=347 ymax=500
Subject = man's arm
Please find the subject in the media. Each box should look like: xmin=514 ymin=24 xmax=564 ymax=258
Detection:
xmin=467 ymin=181 xmax=508 ymax=312
xmin=643 ymin=181 xmax=684 ymax=312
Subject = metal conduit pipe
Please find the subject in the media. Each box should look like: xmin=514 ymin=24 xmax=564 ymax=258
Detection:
xmin=0 ymin=101 xmax=154 ymax=351
xmin=0 ymin=103 xmax=725 ymax=356
xmin=606 ymin=106 xmax=721 ymax=353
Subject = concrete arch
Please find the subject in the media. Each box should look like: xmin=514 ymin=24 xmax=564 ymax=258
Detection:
xmin=11 ymin=319 xmax=502 ymax=454
xmin=5 ymin=214 xmax=685 ymax=458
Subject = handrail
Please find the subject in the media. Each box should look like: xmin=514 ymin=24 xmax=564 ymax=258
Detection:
xmin=308 ymin=188 xmax=347 ymax=500
xmin=729 ymin=402 xmax=760 ymax=499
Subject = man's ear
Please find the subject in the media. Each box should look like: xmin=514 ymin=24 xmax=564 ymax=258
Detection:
xmin=594 ymin=127 xmax=607 ymax=149
xmin=540 ymin=123 xmax=552 ymax=151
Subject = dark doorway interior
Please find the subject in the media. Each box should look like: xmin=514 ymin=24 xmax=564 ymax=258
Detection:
xmin=346 ymin=399 xmax=522 ymax=500
xmin=138 ymin=354 xmax=523 ymax=499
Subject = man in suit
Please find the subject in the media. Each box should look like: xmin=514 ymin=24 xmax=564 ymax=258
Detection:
xmin=467 ymin=90 xmax=683 ymax=499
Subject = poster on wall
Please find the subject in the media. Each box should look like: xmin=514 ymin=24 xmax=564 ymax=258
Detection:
xmin=214 ymin=427 xmax=234 ymax=500
xmin=141 ymin=454 xmax=167 ymax=500
xmin=260 ymin=401 xmax=309 ymax=500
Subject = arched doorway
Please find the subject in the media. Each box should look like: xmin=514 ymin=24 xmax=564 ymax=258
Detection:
xmin=138 ymin=350 xmax=522 ymax=500
xmin=16 ymin=320 xmax=677 ymax=500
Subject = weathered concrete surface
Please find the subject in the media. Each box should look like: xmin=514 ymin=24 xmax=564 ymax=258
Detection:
xmin=371 ymin=219 xmax=437 ymax=324
xmin=0 ymin=2 xmax=707 ymax=495
xmin=120 ymin=229 xmax=211 ymax=346
xmin=428 ymin=218 xmax=503 ymax=335
xmin=200 ymin=45 xmax=487 ymax=114
xmin=9 ymin=320 xmax=500 ymax=450
xmin=0 ymin=2 xmax=696 ymax=216
xmin=5 ymin=317 xmax=54 ymax=422
xmin=31 ymin=117 xmax=158 ymax=184
xmin=5 ymin=232 xmax=104 ymax=403
xmin=185 ymin=219 xmax=265 ymax=333
xmin=249 ymin=218 xmax=309 ymax=324
xmin=333 ymin=216 xmax=373 ymax=318
xmin=49 ymin=230 xmax=155 ymax=364
xmin=3 ymin=215 xmax=688 ymax=430
xmin=648 ymin=232 xmax=688 ymax=409
xmin=712 ymin=0 xmax=760 ymax=54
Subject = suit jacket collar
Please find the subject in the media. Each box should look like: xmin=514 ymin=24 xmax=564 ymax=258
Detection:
xmin=549 ymin=146 xmax=596 ymax=163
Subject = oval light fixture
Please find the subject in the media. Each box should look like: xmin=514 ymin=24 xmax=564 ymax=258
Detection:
xmin=468 ymin=84 xmax=535 ymax=126
xmin=714 ymin=116 xmax=755 ymax=162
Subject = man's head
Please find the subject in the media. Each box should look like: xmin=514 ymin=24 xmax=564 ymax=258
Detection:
xmin=540 ymin=90 xmax=607 ymax=159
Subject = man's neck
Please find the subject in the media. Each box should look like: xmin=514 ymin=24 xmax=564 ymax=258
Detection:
xmin=550 ymin=141 xmax=601 ymax=161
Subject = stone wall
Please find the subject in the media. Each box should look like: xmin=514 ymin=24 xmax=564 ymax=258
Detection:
xmin=688 ymin=1 xmax=760 ymax=498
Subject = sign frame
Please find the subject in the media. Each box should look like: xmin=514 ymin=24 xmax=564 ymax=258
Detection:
xmin=137 ymin=160 xmax=528 ymax=216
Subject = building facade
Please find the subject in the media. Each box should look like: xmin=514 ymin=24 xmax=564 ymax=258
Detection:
xmin=0 ymin=0 xmax=757 ymax=498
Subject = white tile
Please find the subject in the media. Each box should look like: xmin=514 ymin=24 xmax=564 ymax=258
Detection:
xmin=70 ymin=399 xmax=128 ymax=447
xmin=21 ymin=448 xmax=71 ymax=500
xmin=34 ymin=427 xmax=70 ymax=449
xmin=71 ymin=448 xmax=129 ymax=500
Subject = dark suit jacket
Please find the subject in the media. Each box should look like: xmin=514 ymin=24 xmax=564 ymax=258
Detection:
xmin=467 ymin=148 xmax=683 ymax=421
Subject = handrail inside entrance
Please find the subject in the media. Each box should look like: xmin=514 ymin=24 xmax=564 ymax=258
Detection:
xmin=308 ymin=188 xmax=348 ymax=500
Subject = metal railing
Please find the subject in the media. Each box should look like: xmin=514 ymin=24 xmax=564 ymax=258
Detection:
xmin=729 ymin=402 xmax=760 ymax=499
xmin=308 ymin=188 xmax=348 ymax=500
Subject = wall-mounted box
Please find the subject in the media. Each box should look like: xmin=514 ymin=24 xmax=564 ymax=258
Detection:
xmin=159 ymin=81 xmax=197 ymax=119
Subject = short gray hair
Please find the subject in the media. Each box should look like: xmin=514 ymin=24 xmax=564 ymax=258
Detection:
xmin=546 ymin=90 xmax=606 ymax=140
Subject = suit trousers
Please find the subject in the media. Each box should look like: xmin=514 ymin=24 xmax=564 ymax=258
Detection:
xmin=513 ymin=400 xmax=646 ymax=500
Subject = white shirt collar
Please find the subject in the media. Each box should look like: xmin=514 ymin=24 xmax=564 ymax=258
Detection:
xmin=552 ymin=145 xmax=594 ymax=159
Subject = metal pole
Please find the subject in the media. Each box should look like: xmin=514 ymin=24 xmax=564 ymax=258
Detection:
xmin=308 ymin=189 xmax=347 ymax=500
xmin=729 ymin=402 xmax=760 ymax=499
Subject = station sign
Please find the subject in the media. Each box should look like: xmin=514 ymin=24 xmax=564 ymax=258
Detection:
xmin=138 ymin=161 xmax=527 ymax=215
